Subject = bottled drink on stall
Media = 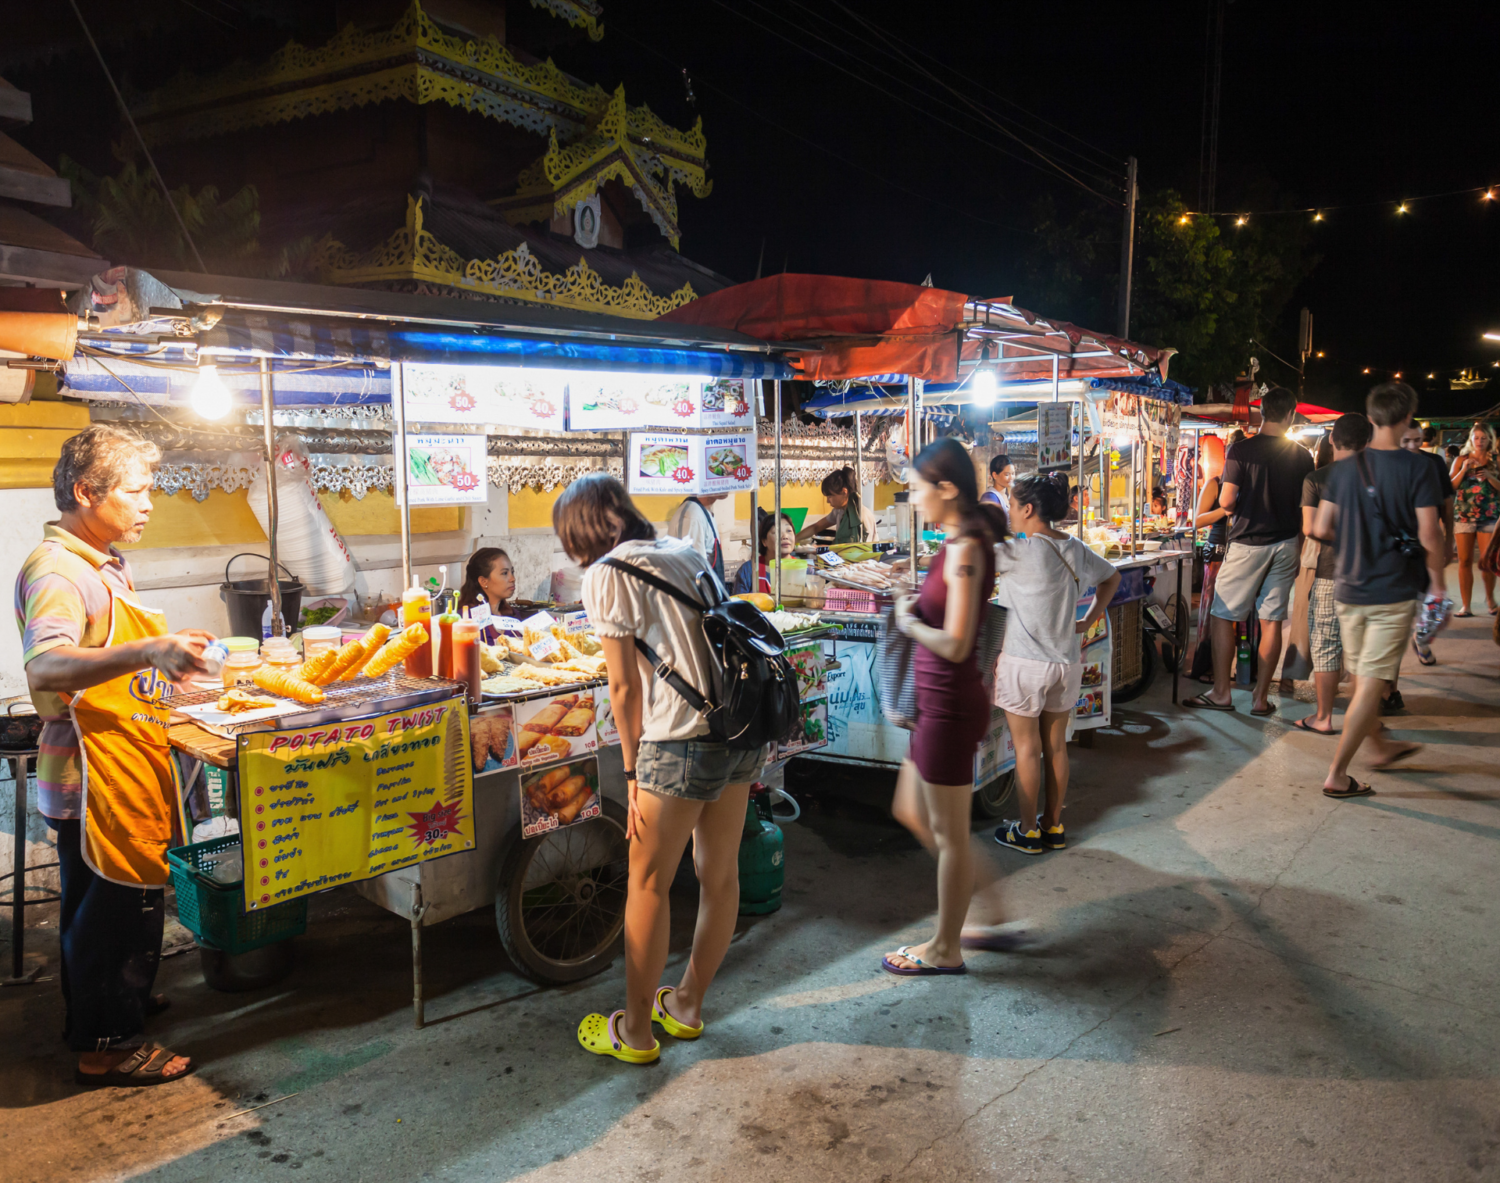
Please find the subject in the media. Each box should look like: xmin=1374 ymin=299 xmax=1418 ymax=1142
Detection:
xmin=401 ymin=584 xmax=434 ymax=678
xmin=435 ymin=605 xmax=461 ymax=679
xmin=452 ymin=617 xmax=483 ymax=703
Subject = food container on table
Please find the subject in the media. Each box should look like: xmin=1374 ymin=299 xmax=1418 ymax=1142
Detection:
xmin=223 ymin=649 xmax=263 ymax=689
xmin=301 ymin=625 xmax=342 ymax=659
xmin=260 ymin=638 xmax=300 ymax=670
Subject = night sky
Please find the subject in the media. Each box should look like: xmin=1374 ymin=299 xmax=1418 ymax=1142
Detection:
xmin=7 ymin=1 xmax=1499 ymax=415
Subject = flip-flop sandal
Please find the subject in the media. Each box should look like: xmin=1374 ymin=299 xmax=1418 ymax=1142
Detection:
xmin=1412 ymin=637 xmax=1437 ymax=666
xmin=578 ymin=1010 xmax=660 ymax=1064
xmin=74 ymin=1042 xmax=194 ymax=1088
xmin=1370 ymin=744 xmax=1422 ymax=770
xmin=1454 ymin=609 xmax=1473 ymax=618
xmin=652 ymin=987 xmax=703 ymax=1040
xmin=1183 ymin=692 xmax=1235 ymax=712
xmin=960 ymin=928 xmax=1034 ymax=952
xmin=1293 ymin=718 xmax=1339 ymax=736
xmin=1249 ymin=705 xmax=1277 ymax=717
xmin=881 ymin=945 xmax=967 ymax=976
xmin=1324 ymin=776 xmax=1374 ymax=799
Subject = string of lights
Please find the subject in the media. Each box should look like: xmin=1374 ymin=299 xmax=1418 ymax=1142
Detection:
xmin=1180 ymin=184 xmax=1499 ymax=225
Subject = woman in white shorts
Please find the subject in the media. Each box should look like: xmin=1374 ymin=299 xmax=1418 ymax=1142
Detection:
xmin=992 ymin=476 xmax=1121 ymax=855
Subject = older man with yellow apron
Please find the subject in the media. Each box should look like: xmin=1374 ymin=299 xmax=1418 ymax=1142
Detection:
xmin=18 ymin=425 xmax=212 ymax=1087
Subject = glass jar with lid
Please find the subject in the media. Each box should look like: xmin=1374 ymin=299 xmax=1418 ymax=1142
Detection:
xmin=220 ymin=636 xmax=262 ymax=688
xmin=301 ymin=625 xmax=342 ymax=661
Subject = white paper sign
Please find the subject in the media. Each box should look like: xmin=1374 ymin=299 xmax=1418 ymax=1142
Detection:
xmin=1038 ymin=402 xmax=1072 ymax=470
xmin=496 ymin=615 xmax=523 ymax=636
xmin=698 ymin=379 xmax=754 ymax=429
xmin=403 ymin=364 xmax=567 ymax=429
xmin=628 ymin=431 xmax=757 ymax=496
xmin=700 ymin=432 xmax=757 ymax=494
xmin=404 ymin=434 xmax=488 ymax=506
xmin=821 ymin=550 xmax=845 ymax=566
xmin=568 ymin=376 xmax=700 ymax=431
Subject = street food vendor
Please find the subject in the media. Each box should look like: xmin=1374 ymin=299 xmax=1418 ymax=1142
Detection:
xmin=458 ymin=546 xmax=516 ymax=638
xmin=980 ymin=454 xmax=1014 ymax=515
xmin=16 ymin=426 xmax=213 ymax=1087
xmin=731 ymin=510 xmax=796 ymax=596
xmin=797 ymin=466 xmax=873 ymax=544
xmin=667 ymin=493 xmax=727 ymax=583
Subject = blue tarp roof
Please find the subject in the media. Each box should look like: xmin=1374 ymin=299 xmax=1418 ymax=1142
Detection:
xmin=1089 ymin=375 xmax=1196 ymax=405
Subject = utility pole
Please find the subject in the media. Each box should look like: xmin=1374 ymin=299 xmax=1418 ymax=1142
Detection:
xmin=1198 ymin=0 xmax=1228 ymax=216
xmin=1117 ymin=156 xmax=1138 ymax=339
xmin=1298 ymin=307 xmax=1313 ymax=398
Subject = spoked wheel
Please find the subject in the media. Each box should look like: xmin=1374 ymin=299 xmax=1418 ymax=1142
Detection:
xmin=1112 ymin=632 xmax=1157 ymax=703
xmin=972 ymin=769 xmax=1017 ymax=819
xmin=495 ymin=797 xmax=629 ymax=984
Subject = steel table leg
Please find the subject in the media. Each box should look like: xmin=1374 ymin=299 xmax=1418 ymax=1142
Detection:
xmin=410 ymin=880 xmax=429 ymax=1029
xmin=3 ymin=752 xmax=54 ymax=987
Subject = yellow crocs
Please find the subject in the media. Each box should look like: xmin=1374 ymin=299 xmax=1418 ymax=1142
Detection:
xmin=652 ymin=987 xmax=704 ymax=1040
xmin=578 ymin=1010 xmax=660 ymax=1064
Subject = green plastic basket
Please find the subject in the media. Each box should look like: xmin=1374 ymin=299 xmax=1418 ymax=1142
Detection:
xmin=167 ymin=833 xmax=307 ymax=954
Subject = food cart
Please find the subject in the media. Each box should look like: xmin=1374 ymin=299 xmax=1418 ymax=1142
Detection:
xmin=47 ymin=273 xmax=797 ymax=1023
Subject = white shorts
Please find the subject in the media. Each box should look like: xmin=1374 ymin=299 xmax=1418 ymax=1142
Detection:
xmin=994 ymin=653 xmax=1083 ymax=718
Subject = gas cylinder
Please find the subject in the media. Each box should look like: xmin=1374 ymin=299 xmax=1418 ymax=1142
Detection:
xmin=738 ymin=795 xmax=784 ymax=915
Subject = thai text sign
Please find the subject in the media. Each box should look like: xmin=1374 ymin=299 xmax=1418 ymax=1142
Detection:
xmin=236 ymin=697 xmax=475 ymax=911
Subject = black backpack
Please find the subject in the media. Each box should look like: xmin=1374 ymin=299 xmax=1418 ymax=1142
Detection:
xmin=600 ymin=558 xmax=801 ymax=750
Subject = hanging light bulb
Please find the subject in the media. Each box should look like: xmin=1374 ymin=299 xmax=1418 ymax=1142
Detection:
xmin=1178 ymin=214 xmax=1191 ymax=225
xmin=1484 ymin=190 xmax=1495 ymax=202
xmin=1394 ymin=371 xmax=1403 ymax=379
xmin=970 ymin=340 xmax=997 ymax=406
xmin=1235 ymin=215 xmax=1248 ymax=226
xmin=190 ymin=363 xmax=231 ymax=420
xmin=1397 ymin=203 xmax=1409 ymax=214
xmin=1362 ymin=368 xmax=1371 ymax=374
xmin=1313 ymin=211 xmax=1324 ymax=222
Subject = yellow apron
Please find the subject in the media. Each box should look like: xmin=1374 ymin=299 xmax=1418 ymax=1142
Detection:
xmin=64 ymin=589 xmax=179 ymax=887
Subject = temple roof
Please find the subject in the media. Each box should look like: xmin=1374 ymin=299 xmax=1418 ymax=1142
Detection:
xmin=527 ymin=0 xmax=604 ymax=41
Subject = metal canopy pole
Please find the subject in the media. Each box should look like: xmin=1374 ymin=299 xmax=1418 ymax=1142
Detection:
xmin=393 ymin=362 xmax=413 ymax=590
xmin=908 ymin=376 xmax=920 ymax=584
xmin=259 ymin=358 xmax=284 ymax=638
xmin=773 ymin=379 xmax=782 ymax=607
xmin=854 ymin=410 xmax=863 ymax=513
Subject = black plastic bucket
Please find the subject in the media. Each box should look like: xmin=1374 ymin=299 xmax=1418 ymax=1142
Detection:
xmin=220 ymin=553 xmax=304 ymax=638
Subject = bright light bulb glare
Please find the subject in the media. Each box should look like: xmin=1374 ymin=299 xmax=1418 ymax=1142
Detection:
xmin=1397 ymin=203 xmax=1408 ymax=214
xmin=1235 ymin=216 xmax=1247 ymax=226
xmin=1484 ymin=190 xmax=1495 ymax=201
xmin=1313 ymin=212 xmax=1324 ymax=221
xmin=971 ymin=367 xmax=997 ymax=406
xmin=1112 ymin=433 xmax=1132 ymax=448
xmin=190 ymin=364 xmax=231 ymax=420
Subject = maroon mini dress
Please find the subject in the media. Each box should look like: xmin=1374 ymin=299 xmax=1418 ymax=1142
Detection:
xmin=908 ymin=538 xmax=995 ymax=785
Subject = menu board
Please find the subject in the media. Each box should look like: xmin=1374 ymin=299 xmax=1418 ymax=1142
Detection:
xmin=515 ymin=689 xmax=598 ymax=767
xmin=1073 ymin=593 xmax=1112 ymax=731
xmin=404 ymin=433 xmax=488 ymax=506
xmin=569 ymin=377 xmax=754 ymax=432
xmin=403 ymin=363 xmax=566 ymax=429
xmin=520 ymin=756 xmax=601 ymax=839
xmin=237 ymin=697 xmax=475 ymax=911
xmin=1037 ymin=402 xmax=1072 ymax=470
xmin=628 ymin=430 xmax=757 ymax=496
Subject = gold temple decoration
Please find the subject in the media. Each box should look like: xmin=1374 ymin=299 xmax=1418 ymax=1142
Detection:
xmin=492 ymin=85 xmax=705 ymax=248
xmin=129 ymin=0 xmax=706 ymax=206
xmin=528 ymin=0 xmax=604 ymax=41
xmin=312 ymin=196 xmax=698 ymax=319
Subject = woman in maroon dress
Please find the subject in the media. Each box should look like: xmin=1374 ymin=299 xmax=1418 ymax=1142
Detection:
xmin=883 ymin=438 xmax=1012 ymax=976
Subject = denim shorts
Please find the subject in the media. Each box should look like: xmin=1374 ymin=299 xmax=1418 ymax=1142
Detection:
xmin=637 ymin=739 xmax=766 ymax=802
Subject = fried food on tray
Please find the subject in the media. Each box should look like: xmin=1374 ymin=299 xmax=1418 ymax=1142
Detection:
xmin=504 ymin=662 xmax=586 ymax=687
xmin=251 ymin=665 xmax=325 ymax=705
xmin=479 ymin=642 xmax=507 ymax=675
xmin=215 ymin=688 xmax=277 ymax=714
xmin=363 ymin=623 xmax=429 ymax=678
xmin=551 ymin=655 xmax=608 ymax=677
xmin=482 ymin=674 xmax=547 ymax=696
xmin=551 ymin=625 xmax=602 ymax=656
xmin=340 ymin=623 xmax=391 ymax=680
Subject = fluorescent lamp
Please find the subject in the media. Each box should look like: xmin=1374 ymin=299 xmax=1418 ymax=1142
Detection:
xmin=190 ymin=364 xmax=231 ymax=420
xmin=971 ymin=367 xmax=997 ymax=405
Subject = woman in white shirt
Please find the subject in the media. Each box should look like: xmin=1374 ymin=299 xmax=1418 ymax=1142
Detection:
xmin=992 ymin=475 xmax=1120 ymax=855
xmin=979 ymin=454 xmax=1014 ymax=516
xmin=555 ymin=475 xmax=764 ymax=1066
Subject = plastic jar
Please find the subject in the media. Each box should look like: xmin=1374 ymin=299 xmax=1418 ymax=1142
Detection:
xmin=302 ymin=625 xmax=342 ymax=659
xmin=260 ymin=638 xmax=300 ymax=671
xmin=224 ymin=649 xmax=263 ymax=689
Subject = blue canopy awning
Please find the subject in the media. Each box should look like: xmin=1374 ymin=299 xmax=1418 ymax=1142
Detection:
xmin=1089 ymin=375 xmax=1196 ymax=405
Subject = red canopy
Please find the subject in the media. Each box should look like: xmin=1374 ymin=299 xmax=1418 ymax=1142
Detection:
xmin=657 ymin=274 xmax=969 ymax=382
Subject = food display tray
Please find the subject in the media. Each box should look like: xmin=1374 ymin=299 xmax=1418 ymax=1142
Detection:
xmin=168 ymin=672 xmax=465 ymax=737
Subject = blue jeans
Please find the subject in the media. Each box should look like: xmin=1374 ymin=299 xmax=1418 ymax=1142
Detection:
xmin=636 ymin=739 xmax=765 ymax=802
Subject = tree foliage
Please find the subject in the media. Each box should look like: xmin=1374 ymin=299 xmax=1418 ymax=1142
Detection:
xmin=1020 ymin=190 xmax=1317 ymax=393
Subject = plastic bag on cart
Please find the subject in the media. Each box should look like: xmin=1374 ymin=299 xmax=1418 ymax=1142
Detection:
xmin=246 ymin=437 xmax=357 ymax=596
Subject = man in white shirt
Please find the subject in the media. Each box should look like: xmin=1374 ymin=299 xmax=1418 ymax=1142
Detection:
xmin=667 ymin=494 xmax=727 ymax=583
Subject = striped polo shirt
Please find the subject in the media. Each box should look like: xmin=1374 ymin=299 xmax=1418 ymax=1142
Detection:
xmin=14 ymin=523 xmax=136 ymax=820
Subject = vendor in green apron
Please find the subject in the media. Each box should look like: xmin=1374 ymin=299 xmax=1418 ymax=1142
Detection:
xmin=797 ymin=466 xmax=873 ymax=544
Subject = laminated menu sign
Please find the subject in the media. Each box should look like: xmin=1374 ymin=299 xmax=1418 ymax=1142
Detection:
xmin=700 ymin=431 xmax=757 ymax=494
xmin=1037 ymin=402 xmax=1072 ymax=470
xmin=403 ymin=363 xmax=566 ymax=429
xmin=628 ymin=430 xmax=757 ymax=495
xmin=405 ymin=434 xmax=487 ymax=506
xmin=515 ymin=689 xmax=598 ymax=766
xmin=568 ymin=377 xmax=754 ymax=431
xmin=698 ymin=379 xmax=754 ymax=428
xmin=521 ymin=755 xmax=601 ymax=839
xmin=236 ymin=696 xmax=475 ymax=911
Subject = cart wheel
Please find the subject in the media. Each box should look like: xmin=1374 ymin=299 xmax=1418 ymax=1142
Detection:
xmin=972 ymin=769 xmax=1016 ymax=819
xmin=495 ymin=797 xmax=629 ymax=984
xmin=1112 ymin=633 xmax=1158 ymax=703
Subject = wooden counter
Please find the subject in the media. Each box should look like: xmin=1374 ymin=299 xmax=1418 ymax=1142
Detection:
xmin=167 ymin=721 xmax=236 ymax=768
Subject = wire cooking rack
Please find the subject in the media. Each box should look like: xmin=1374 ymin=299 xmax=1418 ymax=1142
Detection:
xmin=170 ymin=671 xmax=466 ymax=737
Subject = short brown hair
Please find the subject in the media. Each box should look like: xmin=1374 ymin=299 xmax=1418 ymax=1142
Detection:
xmin=1366 ymin=382 xmax=1418 ymax=428
xmin=1261 ymin=386 xmax=1298 ymax=423
xmin=53 ymin=425 xmax=161 ymax=512
xmin=552 ymin=473 xmax=657 ymax=567
xmin=1330 ymin=412 xmax=1372 ymax=451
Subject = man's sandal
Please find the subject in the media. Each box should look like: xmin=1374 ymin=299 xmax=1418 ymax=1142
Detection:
xmin=577 ymin=1010 xmax=660 ymax=1064
xmin=74 ymin=1042 xmax=193 ymax=1088
xmin=652 ymin=987 xmax=704 ymax=1040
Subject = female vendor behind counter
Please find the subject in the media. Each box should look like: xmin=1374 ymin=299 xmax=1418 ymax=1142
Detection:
xmin=796 ymin=466 xmax=874 ymax=544
xmin=458 ymin=547 xmax=516 ymax=639
xmin=731 ymin=510 xmax=796 ymax=595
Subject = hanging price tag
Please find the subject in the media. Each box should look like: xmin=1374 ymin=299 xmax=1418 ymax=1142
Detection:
xmin=496 ymin=616 xmax=523 ymax=636
xmin=469 ymin=602 xmax=492 ymax=626
xmin=821 ymin=550 xmax=845 ymax=567
xmin=562 ymin=611 xmax=591 ymax=634
xmin=528 ymin=634 xmax=562 ymax=661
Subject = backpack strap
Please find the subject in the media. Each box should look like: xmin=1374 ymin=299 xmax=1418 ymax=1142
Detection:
xmin=599 ymin=557 xmax=713 ymax=713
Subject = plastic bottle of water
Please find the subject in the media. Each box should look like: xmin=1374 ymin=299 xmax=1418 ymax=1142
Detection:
xmin=200 ymin=640 xmax=229 ymax=678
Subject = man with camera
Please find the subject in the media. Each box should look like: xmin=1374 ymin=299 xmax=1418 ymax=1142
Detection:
xmin=1310 ymin=383 xmax=1447 ymax=798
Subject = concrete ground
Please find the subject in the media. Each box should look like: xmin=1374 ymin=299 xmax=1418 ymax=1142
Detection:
xmin=2 ymin=614 xmax=1498 ymax=1183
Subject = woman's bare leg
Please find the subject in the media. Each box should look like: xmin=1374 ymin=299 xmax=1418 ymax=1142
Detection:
xmin=1005 ymin=711 xmax=1043 ymax=830
xmin=886 ymin=779 xmax=973 ymax=969
xmin=1038 ymin=710 xmax=1073 ymax=830
xmin=1480 ymin=530 xmax=1497 ymax=607
xmin=620 ymin=791 xmax=702 ymax=1050
xmin=891 ymin=759 xmax=934 ymax=852
xmin=1456 ymin=532 xmax=1476 ymax=612
xmin=669 ymin=781 xmax=753 ymax=1029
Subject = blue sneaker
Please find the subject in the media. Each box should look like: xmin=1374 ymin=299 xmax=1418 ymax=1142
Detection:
xmin=996 ymin=821 xmax=1044 ymax=855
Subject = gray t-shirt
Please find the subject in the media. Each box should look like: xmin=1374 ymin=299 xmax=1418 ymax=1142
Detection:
xmin=582 ymin=537 xmax=715 ymax=742
xmin=1323 ymin=448 xmax=1442 ymax=606
xmin=994 ymin=534 xmax=1118 ymax=665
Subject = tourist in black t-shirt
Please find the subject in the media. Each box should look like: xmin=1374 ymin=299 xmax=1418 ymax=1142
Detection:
xmin=1400 ymin=424 xmax=1456 ymax=671
xmin=1185 ymin=387 xmax=1314 ymax=716
xmin=1310 ymin=384 xmax=1447 ymax=798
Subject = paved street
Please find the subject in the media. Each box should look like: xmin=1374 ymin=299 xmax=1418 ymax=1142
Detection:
xmin=3 ymin=614 xmax=1497 ymax=1183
